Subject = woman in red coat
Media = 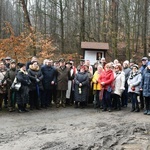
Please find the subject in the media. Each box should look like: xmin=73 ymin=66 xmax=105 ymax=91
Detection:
xmin=98 ymin=63 xmax=114 ymax=112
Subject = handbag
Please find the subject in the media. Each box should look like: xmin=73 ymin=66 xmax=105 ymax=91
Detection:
xmin=11 ymin=77 xmax=21 ymax=91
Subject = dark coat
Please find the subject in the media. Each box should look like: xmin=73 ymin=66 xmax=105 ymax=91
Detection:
xmin=56 ymin=66 xmax=70 ymax=90
xmin=41 ymin=65 xmax=57 ymax=90
xmin=16 ymin=69 xmax=31 ymax=104
xmin=74 ymin=72 xmax=89 ymax=102
xmin=28 ymin=65 xmax=43 ymax=91
xmin=2 ymin=68 xmax=17 ymax=88
xmin=141 ymin=68 xmax=150 ymax=97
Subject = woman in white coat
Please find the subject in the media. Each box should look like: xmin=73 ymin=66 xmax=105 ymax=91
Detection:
xmin=112 ymin=64 xmax=125 ymax=110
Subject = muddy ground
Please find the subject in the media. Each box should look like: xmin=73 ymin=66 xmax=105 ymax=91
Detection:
xmin=0 ymin=104 xmax=150 ymax=150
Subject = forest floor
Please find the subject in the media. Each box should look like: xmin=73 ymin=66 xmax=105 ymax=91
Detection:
xmin=0 ymin=104 xmax=150 ymax=150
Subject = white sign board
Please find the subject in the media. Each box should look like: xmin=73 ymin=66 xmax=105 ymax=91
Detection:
xmin=84 ymin=50 xmax=104 ymax=65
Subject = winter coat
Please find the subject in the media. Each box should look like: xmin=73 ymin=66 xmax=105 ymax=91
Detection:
xmin=2 ymin=68 xmax=17 ymax=88
xmin=74 ymin=71 xmax=89 ymax=102
xmin=28 ymin=64 xmax=43 ymax=91
xmin=16 ymin=69 xmax=31 ymax=104
xmin=86 ymin=71 xmax=93 ymax=81
xmin=113 ymin=71 xmax=125 ymax=96
xmin=92 ymin=70 xmax=102 ymax=91
xmin=98 ymin=69 xmax=114 ymax=90
xmin=127 ymin=71 xmax=142 ymax=95
xmin=140 ymin=63 xmax=148 ymax=76
xmin=56 ymin=66 xmax=70 ymax=90
xmin=140 ymin=68 xmax=150 ymax=97
xmin=0 ymin=70 xmax=7 ymax=94
xmin=41 ymin=65 xmax=57 ymax=90
xmin=123 ymin=67 xmax=131 ymax=82
xmin=123 ymin=67 xmax=131 ymax=88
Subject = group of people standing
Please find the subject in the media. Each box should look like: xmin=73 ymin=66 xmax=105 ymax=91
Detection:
xmin=0 ymin=56 xmax=150 ymax=115
xmin=92 ymin=56 xmax=150 ymax=115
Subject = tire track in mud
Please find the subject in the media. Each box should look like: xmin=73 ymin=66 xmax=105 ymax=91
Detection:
xmin=0 ymin=107 xmax=150 ymax=150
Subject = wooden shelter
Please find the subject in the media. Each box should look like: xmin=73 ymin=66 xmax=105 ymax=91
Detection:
xmin=81 ymin=42 xmax=109 ymax=65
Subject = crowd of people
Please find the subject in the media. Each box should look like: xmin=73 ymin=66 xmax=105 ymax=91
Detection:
xmin=0 ymin=56 xmax=150 ymax=115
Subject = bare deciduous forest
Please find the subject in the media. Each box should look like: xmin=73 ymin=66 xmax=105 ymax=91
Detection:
xmin=0 ymin=0 xmax=150 ymax=62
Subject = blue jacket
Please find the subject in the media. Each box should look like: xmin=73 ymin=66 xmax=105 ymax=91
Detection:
xmin=141 ymin=68 xmax=150 ymax=97
xmin=140 ymin=62 xmax=148 ymax=76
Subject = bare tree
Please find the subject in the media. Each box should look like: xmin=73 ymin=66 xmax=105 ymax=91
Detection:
xmin=20 ymin=0 xmax=32 ymax=32
xmin=143 ymin=0 xmax=148 ymax=56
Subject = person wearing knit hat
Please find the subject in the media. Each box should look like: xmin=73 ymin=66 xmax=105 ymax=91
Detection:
xmin=132 ymin=64 xmax=139 ymax=69
xmin=16 ymin=62 xmax=31 ymax=113
xmin=10 ymin=59 xmax=16 ymax=64
xmin=127 ymin=64 xmax=142 ymax=112
xmin=141 ymin=57 xmax=148 ymax=61
xmin=140 ymin=61 xmax=150 ymax=115
xmin=139 ymin=57 xmax=149 ymax=110
xmin=2 ymin=59 xmax=17 ymax=112
xmin=4 ymin=56 xmax=11 ymax=69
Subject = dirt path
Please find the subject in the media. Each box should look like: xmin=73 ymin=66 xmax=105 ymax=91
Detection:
xmin=0 ymin=105 xmax=150 ymax=150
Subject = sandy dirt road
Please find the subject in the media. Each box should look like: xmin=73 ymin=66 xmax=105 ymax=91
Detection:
xmin=0 ymin=105 xmax=150 ymax=150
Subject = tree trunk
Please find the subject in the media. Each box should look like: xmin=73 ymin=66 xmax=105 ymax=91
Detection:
xmin=20 ymin=0 xmax=32 ymax=32
xmin=44 ymin=0 xmax=47 ymax=39
xmin=0 ymin=0 xmax=2 ymax=38
xmin=143 ymin=0 xmax=148 ymax=56
xmin=59 ymin=0 xmax=64 ymax=54
xmin=111 ymin=0 xmax=118 ymax=59
xmin=80 ymin=0 xmax=85 ymax=42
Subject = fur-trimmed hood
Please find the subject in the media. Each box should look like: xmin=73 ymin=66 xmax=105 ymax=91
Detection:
xmin=29 ymin=64 xmax=40 ymax=71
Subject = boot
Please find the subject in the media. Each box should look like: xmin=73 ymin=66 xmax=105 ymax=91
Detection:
xmin=135 ymin=107 xmax=140 ymax=112
xmin=144 ymin=110 xmax=148 ymax=115
xmin=80 ymin=102 xmax=85 ymax=109
xmin=18 ymin=104 xmax=24 ymax=113
xmin=147 ymin=110 xmax=150 ymax=115
xmin=56 ymin=103 xmax=60 ymax=108
xmin=130 ymin=108 xmax=135 ymax=112
xmin=23 ymin=104 xmax=29 ymax=112
xmin=9 ymin=107 xmax=15 ymax=112
xmin=74 ymin=102 xmax=78 ymax=108
xmin=62 ymin=103 xmax=66 ymax=108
